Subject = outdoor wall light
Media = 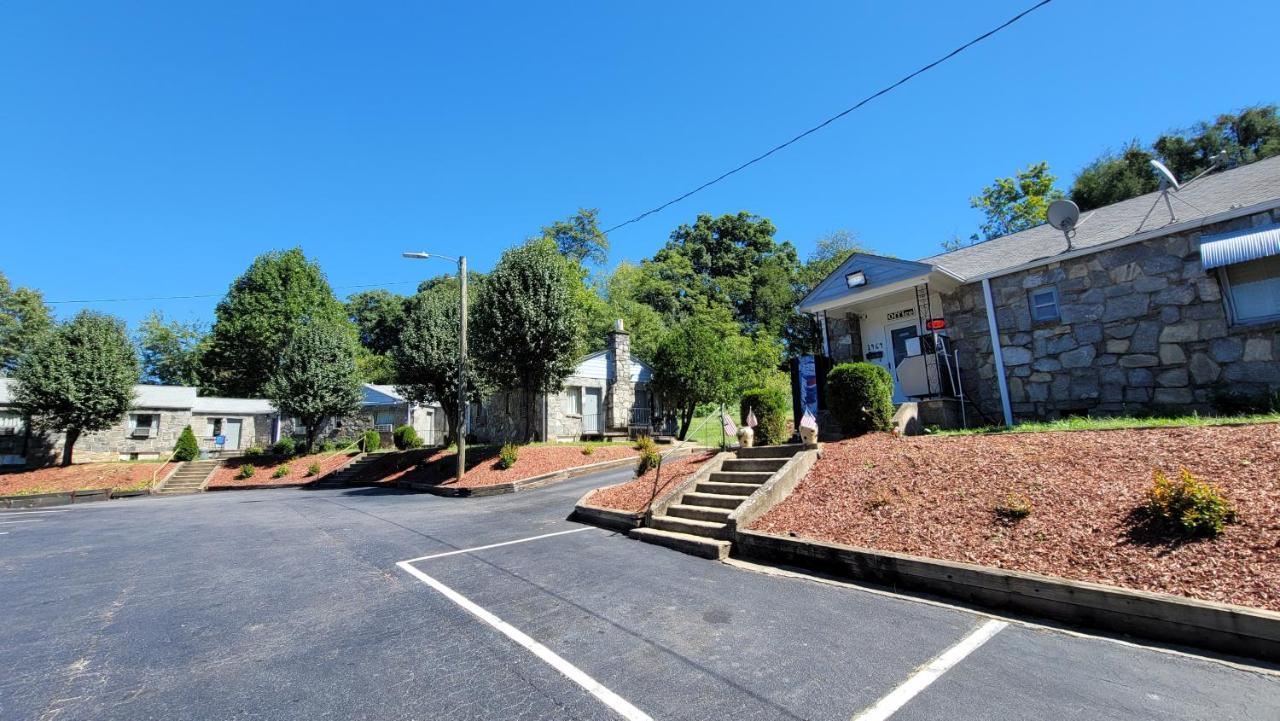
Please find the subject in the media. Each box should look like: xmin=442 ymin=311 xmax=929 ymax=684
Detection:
xmin=845 ymin=271 xmax=867 ymax=288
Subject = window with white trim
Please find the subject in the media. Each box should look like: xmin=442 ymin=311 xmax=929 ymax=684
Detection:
xmin=1028 ymin=286 xmax=1060 ymax=323
xmin=129 ymin=413 xmax=159 ymax=438
xmin=562 ymin=386 xmax=582 ymax=416
xmin=1222 ymin=255 xmax=1280 ymax=325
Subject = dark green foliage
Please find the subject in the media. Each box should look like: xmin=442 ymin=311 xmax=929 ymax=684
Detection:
xmin=346 ymin=289 xmax=407 ymax=355
xmin=826 ymin=362 xmax=895 ymax=436
xmin=244 ymin=445 xmax=264 ymax=456
xmin=362 ymin=429 xmax=381 ymax=453
xmin=1069 ymin=143 xmax=1159 ymax=211
xmin=740 ymin=386 xmax=790 ymax=446
xmin=266 ymin=320 xmax=364 ymax=454
xmin=497 ymin=442 xmax=519 ymax=470
xmin=202 ymin=248 xmax=351 ymax=397
xmin=540 ymin=208 xmax=609 ymax=268
xmin=271 ymin=437 xmax=296 ymax=457
xmin=393 ymin=424 xmax=422 ymax=450
xmin=650 ymin=309 xmax=738 ymax=440
xmin=1148 ymin=468 xmax=1236 ymax=537
xmin=13 ymin=310 xmax=140 ymax=465
xmin=173 ymin=425 xmax=200 ymax=462
xmin=0 ymin=271 xmax=53 ymax=374
xmin=394 ymin=275 xmax=477 ymax=447
xmin=272 ymin=464 xmax=291 ymax=479
xmin=136 ymin=311 xmax=206 ymax=386
xmin=235 ymin=464 xmax=256 ymax=480
xmin=472 ymin=240 xmax=581 ymax=441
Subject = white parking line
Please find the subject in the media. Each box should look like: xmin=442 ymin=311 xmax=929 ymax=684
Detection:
xmin=0 ymin=509 xmax=69 ymax=515
xmin=397 ymin=527 xmax=652 ymax=721
xmin=0 ymin=520 xmax=42 ymax=525
xmin=851 ymin=619 xmax=1007 ymax=721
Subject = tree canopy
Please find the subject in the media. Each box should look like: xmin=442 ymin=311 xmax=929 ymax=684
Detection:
xmin=960 ymin=161 xmax=1064 ymax=247
xmin=649 ymin=307 xmax=740 ymax=439
xmin=540 ymin=208 xmax=609 ymax=268
xmin=265 ymin=320 xmax=363 ymax=452
xmin=13 ymin=311 xmax=140 ymax=465
xmin=346 ymin=289 xmax=407 ymax=356
xmin=202 ymin=248 xmax=351 ymax=397
xmin=1069 ymin=142 xmax=1159 ymax=211
xmin=137 ymin=311 xmax=206 ymax=386
xmin=0 ymin=271 xmax=53 ymax=375
xmin=393 ymin=275 xmax=477 ymax=447
xmin=471 ymin=239 xmax=581 ymax=441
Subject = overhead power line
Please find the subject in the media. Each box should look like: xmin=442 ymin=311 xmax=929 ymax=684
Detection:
xmin=600 ymin=0 xmax=1054 ymax=235
xmin=45 ymin=280 xmax=421 ymax=305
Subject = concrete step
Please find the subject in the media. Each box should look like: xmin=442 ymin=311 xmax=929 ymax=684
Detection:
xmin=734 ymin=444 xmax=805 ymax=459
xmin=681 ymin=491 xmax=747 ymax=509
xmin=666 ymin=504 xmax=732 ymax=523
xmin=720 ymin=458 xmax=787 ymax=473
xmin=695 ymin=481 xmax=759 ymax=496
xmin=629 ymin=527 xmax=730 ymax=560
xmin=709 ymin=471 xmax=772 ymax=484
xmin=651 ymin=515 xmax=727 ymax=538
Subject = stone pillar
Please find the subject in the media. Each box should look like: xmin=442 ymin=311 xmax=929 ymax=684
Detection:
xmin=607 ymin=319 xmax=634 ymax=429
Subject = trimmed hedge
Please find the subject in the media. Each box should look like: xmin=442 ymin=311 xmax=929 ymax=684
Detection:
xmin=271 ymin=436 xmax=297 ymax=457
xmin=826 ymin=362 xmax=894 ymax=436
xmin=393 ymin=424 xmax=422 ymax=450
xmin=740 ymin=386 xmax=790 ymax=446
xmin=362 ymin=430 xmax=382 ymax=453
xmin=173 ymin=425 xmax=200 ymax=462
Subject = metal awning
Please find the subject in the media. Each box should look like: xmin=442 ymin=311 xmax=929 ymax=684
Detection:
xmin=1200 ymin=223 xmax=1280 ymax=270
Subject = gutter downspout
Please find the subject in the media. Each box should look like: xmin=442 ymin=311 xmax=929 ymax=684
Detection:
xmin=981 ymin=278 xmax=1014 ymax=428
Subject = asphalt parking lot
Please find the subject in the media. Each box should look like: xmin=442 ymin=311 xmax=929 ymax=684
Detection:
xmin=3 ymin=467 xmax=1278 ymax=721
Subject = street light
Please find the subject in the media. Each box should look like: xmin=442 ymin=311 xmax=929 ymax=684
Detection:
xmin=402 ymin=251 xmax=468 ymax=483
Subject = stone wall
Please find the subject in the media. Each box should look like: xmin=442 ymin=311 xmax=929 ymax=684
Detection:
xmin=606 ymin=328 xmax=634 ymax=429
xmin=190 ymin=412 xmax=275 ymax=452
xmin=71 ymin=408 xmax=193 ymax=462
xmin=469 ymin=389 xmax=543 ymax=444
xmin=942 ymin=208 xmax=1280 ymax=421
xmin=545 ymin=376 xmax=606 ymax=440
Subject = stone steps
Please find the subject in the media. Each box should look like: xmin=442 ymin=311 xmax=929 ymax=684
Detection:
xmin=666 ymin=504 xmax=732 ymax=523
xmin=628 ymin=528 xmax=730 ymax=560
xmin=720 ymin=458 xmax=788 ymax=473
xmin=695 ymin=481 xmax=760 ymax=496
xmin=681 ymin=491 xmax=746 ymax=509
xmin=708 ymin=470 xmax=773 ymax=484
xmin=156 ymin=460 xmax=220 ymax=494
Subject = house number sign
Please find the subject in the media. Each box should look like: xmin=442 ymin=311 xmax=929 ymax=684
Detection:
xmin=886 ymin=308 xmax=915 ymax=321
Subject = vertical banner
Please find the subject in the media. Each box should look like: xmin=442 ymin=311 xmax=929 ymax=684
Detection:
xmin=798 ymin=354 xmax=818 ymax=417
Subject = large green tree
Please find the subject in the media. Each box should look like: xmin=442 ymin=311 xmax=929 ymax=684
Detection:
xmin=393 ymin=276 xmax=477 ymax=446
xmin=1155 ymin=105 xmax=1280 ymax=180
xmin=472 ymin=239 xmax=581 ymax=441
xmin=1070 ymin=143 xmax=1160 ymax=211
xmin=0 ymin=271 xmax=53 ymax=375
xmin=540 ymin=208 xmax=609 ymax=268
xmin=960 ymin=162 xmax=1065 ymax=246
xmin=265 ymin=320 xmax=363 ymax=453
xmin=346 ymin=289 xmax=406 ymax=355
xmin=580 ymin=262 xmax=668 ymax=361
xmin=202 ymin=248 xmax=350 ymax=397
xmin=649 ymin=307 xmax=739 ymax=440
xmin=13 ymin=311 xmax=140 ymax=465
xmin=137 ymin=311 xmax=207 ymax=386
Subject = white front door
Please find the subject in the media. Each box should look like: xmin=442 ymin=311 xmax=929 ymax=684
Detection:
xmin=224 ymin=418 xmax=243 ymax=450
xmin=884 ymin=321 xmax=920 ymax=403
xmin=582 ymin=388 xmax=602 ymax=433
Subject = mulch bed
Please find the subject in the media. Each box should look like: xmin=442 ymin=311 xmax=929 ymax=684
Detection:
xmin=368 ymin=444 xmax=638 ymax=489
xmin=0 ymin=462 xmax=158 ymax=495
xmin=750 ymin=425 xmax=1280 ymax=612
xmin=206 ymin=451 xmax=358 ymax=489
xmin=584 ymin=452 xmax=717 ymax=513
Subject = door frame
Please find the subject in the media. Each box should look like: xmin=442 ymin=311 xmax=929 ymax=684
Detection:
xmin=883 ymin=318 xmax=921 ymax=403
xmin=582 ymin=387 xmax=602 ymax=433
xmin=224 ymin=417 xmax=244 ymax=450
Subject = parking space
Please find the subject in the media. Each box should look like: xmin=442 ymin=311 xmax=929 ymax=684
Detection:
xmin=2 ymin=470 xmax=1277 ymax=721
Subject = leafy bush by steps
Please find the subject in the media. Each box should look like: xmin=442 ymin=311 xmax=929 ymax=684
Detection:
xmin=272 ymin=464 xmax=292 ymax=479
xmin=634 ymin=436 xmax=660 ymax=477
xmin=393 ymin=425 xmax=423 ymax=450
xmin=235 ymin=464 xmax=256 ymax=480
xmin=826 ymin=362 xmax=894 ymax=436
xmin=173 ymin=425 xmax=200 ymax=462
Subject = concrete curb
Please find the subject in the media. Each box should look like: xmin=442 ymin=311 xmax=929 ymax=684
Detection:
xmin=733 ymin=529 xmax=1280 ymax=662
xmin=0 ymin=487 xmax=115 ymax=509
xmin=207 ymin=482 xmax=311 ymax=492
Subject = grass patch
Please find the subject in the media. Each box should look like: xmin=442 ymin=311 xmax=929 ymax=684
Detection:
xmin=932 ymin=413 xmax=1280 ymax=437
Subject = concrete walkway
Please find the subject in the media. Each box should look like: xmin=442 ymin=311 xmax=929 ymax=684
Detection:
xmin=2 ymin=468 xmax=1276 ymax=720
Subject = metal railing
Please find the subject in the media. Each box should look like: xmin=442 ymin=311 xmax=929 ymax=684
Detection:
xmin=629 ymin=407 xmax=652 ymax=426
xmin=581 ymin=412 xmax=601 ymax=435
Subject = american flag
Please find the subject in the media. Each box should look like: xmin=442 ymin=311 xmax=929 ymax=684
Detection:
xmin=721 ymin=411 xmax=738 ymax=437
xmin=745 ymin=409 xmax=758 ymax=428
xmin=800 ymin=410 xmax=818 ymax=431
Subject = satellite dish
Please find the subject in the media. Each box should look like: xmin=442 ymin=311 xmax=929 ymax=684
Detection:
xmin=1047 ymin=199 xmax=1080 ymax=232
xmin=1149 ymin=159 xmax=1181 ymax=191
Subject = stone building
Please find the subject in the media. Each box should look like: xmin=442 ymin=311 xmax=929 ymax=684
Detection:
xmin=799 ymin=155 xmax=1280 ymax=426
xmin=468 ymin=320 xmax=658 ymax=443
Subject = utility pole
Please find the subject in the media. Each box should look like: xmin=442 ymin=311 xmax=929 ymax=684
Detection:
xmin=456 ymin=256 xmax=467 ymax=483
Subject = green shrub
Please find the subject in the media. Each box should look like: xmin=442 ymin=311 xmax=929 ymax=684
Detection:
xmin=498 ymin=442 xmax=519 ymax=469
xmin=235 ymin=464 xmax=256 ymax=480
xmin=271 ymin=436 xmax=296 ymax=457
xmin=634 ymin=435 xmax=660 ymax=477
xmin=244 ymin=445 xmax=264 ymax=457
xmin=393 ymin=425 xmax=423 ymax=450
xmin=994 ymin=493 xmax=1033 ymax=521
xmin=362 ymin=430 xmax=382 ymax=453
xmin=581 ymin=445 xmax=595 ymax=456
xmin=173 ymin=425 xmax=200 ymax=462
xmin=740 ymin=386 xmax=790 ymax=446
xmin=272 ymin=464 xmax=292 ymax=479
xmin=305 ymin=462 xmax=322 ymax=477
xmin=1148 ymin=468 xmax=1236 ymax=537
xmin=316 ymin=439 xmax=336 ymax=453
xmin=826 ymin=362 xmax=895 ymax=436
xmin=634 ymin=435 xmax=657 ymax=453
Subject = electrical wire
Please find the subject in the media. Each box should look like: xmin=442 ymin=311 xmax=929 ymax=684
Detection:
xmin=45 ymin=280 xmax=421 ymax=305
xmin=600 ymin=0 xmax=1054 ymax=235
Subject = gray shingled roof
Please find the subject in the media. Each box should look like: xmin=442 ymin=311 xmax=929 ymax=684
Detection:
xmin=920 ymin=154 xmax=1280 ymax=281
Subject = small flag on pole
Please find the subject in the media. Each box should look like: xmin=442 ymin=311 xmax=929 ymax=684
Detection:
xmin=746 ymin=408 xmax=758 ymax=428
xmin=721 ymin=411 xmax=738 ymax=437
xmin=800 ymin=410 xmax=818 ymax=431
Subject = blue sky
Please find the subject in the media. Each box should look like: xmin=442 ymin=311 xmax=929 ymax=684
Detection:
xmin=3 ymin=1 xmax=1278 ymax=328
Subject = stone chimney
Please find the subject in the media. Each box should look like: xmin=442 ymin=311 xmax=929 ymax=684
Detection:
xmin=607 ymin=319 xmax=634 ymax=430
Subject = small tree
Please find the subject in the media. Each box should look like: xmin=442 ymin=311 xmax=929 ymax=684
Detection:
xmin=266 ymin=321 xmax=363 ymax=453
xmin=173 ymin=425 xmax=200 ymax=461
xmin=649 ymin=309 xmax=738 ymax=439
xmin=13 ymin=311 xmax=140 ymax=465
xmin=393 ymin=276 xmax=477 ymax=447
xmin=472 ymin=240 xmax=581 ymax=442
xmin=740 ymin=384 xmax=790 ymax=446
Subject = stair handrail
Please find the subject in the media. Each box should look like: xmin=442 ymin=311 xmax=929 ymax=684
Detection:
xmin=316 ymin=436 xmax=367 ymax=478
xmin=150 ymin=448 xmax=181 ymax=492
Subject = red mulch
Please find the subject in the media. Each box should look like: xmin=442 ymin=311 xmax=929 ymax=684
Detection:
xmin=751 ymin=425 xmax=1280 ymax=612
xmin=370 ymin=444 xmax=638 ymax=489
xmin=585 ymin=452 xmax=717 ymax=513
xmin=0 ymin=462 xmax=158 ymax=495
xmin=206 ymin=451 xmax=358 ymax=489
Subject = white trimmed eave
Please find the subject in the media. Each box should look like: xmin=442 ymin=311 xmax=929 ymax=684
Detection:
xmin=967 ymin=197 xmax=1280 ymax=284
xmin=800 ymin=268 xmax=962 ymax=315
